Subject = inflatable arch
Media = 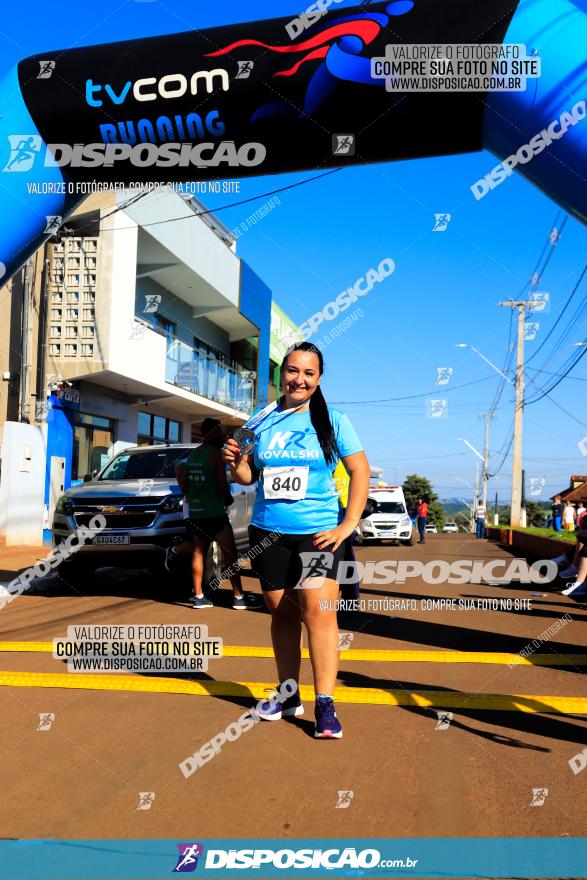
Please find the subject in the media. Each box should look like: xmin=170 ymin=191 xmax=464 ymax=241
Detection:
xmin=0 ymin=0 xmax=585 ymax=282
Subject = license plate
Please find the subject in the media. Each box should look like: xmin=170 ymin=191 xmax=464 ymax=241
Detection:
xmin=93 ymin=535 xmax=130 ymax=545
xmin=380 ymin=530 xmax=396 ymax=536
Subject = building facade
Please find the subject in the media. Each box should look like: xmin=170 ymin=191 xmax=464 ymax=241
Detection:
xmin=0 ymin=188 xmax=273 ymax=542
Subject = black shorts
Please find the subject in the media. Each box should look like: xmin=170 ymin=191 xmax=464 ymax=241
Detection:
xmin=186 ymin=514 xmax=230 ymax=542
xmin=248 ymin=524 xmax=345 ymax=591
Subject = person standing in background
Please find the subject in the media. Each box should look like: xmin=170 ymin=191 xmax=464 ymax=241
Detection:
xmin=563 ymin=501 xmax=577 ymax=532
xmin=175 ymin=419 xmax=248 ymax=610
xmin=417 ymin=497 xmax=428 ymax=544
xmin=552 ymin=496 xmax=563 ymax=532
xmin=475 ymin=502 xmax=486 ymax=539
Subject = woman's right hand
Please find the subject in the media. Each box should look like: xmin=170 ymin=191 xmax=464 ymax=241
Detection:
xmin=223 ymin=437 xmax=243 ymax=466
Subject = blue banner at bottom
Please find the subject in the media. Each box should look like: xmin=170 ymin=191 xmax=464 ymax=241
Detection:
xmin=0 ymin=838 xmax=586 ymax=879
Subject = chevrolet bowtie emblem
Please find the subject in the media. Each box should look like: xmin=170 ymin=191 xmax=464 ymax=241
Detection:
xmin=101 ymin=505 xmax=124 ymax=513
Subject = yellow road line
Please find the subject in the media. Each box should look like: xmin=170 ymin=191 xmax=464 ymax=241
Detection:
xmin=1 ymin=642 xmax=586 ymax=666
xmin=0 ymin=670 xmax=585 ymax=714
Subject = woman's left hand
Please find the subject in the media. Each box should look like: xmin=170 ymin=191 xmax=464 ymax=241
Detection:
xmin=313 ymin=521 xmax=356 ymax=552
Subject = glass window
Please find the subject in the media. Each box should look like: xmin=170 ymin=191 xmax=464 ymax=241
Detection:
xmin=194 ymin=335 xmax=226 ymax=363
xmin=153 ymin=415 xmax=166 ymax=439
xmin=138 ymin=412 xmax=151 ymax=437
xmin=137 ymin=411 xmax=181 ymax=444
xmin=50 ymin=325 xmax=61 ymax=338
xmin=66 ymin=308 xmax=78 ymax=321
xmin=99 ymin=448 xmax=188 ymax=481
xmin=72 ymin=425 xmax=113 ymax=481
xmin=65 ymin=326 xmax=78 ymax=338
xmin=64 ymin=344 xmax=77 ymax=357
xmin=81 ymin=344 xmax=94 ymax=357
xmin=151 ymin=312 xmax=175 ymax=338
xmin=74 ymin=413 xmax=112 ymax=429
xmin=49 ymin=344 xmax=60 ymax=356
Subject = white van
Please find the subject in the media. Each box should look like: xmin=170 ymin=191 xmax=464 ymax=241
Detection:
xmin=355 ymin=485 xmax=413 ymax=546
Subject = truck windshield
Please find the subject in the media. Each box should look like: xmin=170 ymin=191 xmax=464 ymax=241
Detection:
xmin=373 ymin=501 xmax=406 ymax=514
xmin=99 ymin=449 xmax=189 ymax=480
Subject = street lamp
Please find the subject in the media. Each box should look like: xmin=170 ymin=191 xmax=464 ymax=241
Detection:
xmin=457 ymin=437 xmax=484 ymax=462
xmin=455 ymin=343 xmax=513 ymax=384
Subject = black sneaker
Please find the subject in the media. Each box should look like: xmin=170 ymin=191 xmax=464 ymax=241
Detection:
xmin=191 ymin=594 xmax=213 ymax=609
xmin=254 ymin=686 xmax=304 ymax=721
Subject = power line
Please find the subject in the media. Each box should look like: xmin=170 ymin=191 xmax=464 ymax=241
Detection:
xmin=526 ymin=341 xmax=587 ymax=405
xmin=525 ymin=263 xmax=587 ymax=367
xmin=71 ymin=169 xmax=344 ymax=235
xmin=330 ymin=373 xmax=496 ymax=404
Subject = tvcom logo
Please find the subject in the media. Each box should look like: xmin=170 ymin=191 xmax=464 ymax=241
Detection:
xmin=85 ymin=68 xmax=229 ymax=107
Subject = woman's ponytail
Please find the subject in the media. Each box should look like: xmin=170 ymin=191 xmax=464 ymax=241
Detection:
xmin=309 ymin=384 xmax=338 ymax=467
xmin=281 ymin=342 xmax=338 ymax=466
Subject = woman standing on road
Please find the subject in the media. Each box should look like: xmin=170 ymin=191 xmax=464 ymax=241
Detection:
xmin=563 ymin=501 xmax=577 ymax=532
xmin=223 ymin=343 xmax=370 ymax=739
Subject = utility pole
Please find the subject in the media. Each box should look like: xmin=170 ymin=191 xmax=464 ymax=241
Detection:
xmin=479 ymin=411 xmax=497 ymax=511
xmin=19 ymin=259 xmax=32 ymax=423
xmin=471 ymin=461 xmax=480 ymax=533
xmin=498 ymin=300 xmax=534 ymax=528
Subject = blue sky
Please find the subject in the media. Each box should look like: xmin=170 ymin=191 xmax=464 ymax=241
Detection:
xmin=4 ymin=0 xmax=587 ymax=503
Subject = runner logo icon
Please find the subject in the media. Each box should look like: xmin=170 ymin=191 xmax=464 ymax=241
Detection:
xmin=3 ymin=135 xmax=42 ymax=172
xmin=174 ymin=843 xmax=205 ymax=872
xmin=296 ymin=551 xmax=334 ymax=588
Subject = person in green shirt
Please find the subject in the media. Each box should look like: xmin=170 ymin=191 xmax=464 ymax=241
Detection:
xmin=174 ymin=418 xmax=247 ymax=610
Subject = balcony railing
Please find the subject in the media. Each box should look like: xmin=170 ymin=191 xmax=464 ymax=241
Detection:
xmin=165 ymin=337 xmax=254 ymax=415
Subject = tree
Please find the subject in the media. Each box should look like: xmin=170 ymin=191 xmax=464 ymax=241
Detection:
xmin=402 ymin=474 xmax=445 ymax=529
xmin=403 ymin=474 xmax=438 ymax=512
xmin=427 ymin=501 xmax=446 ymax=530
xmin=525 ymin=501 xmax=550 ymax=527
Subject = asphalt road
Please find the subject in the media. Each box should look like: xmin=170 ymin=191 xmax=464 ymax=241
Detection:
xmin=0 ymin=534 xmax=585 ymax=847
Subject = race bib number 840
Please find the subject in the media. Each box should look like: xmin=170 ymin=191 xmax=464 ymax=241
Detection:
xmin=263 ymin=466 xmax=309 ymax=500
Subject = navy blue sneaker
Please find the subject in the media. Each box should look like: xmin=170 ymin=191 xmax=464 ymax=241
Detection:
xmin=565 ymin=582 xmax=587 ymax=601
xmin=255 ymin=685 xmax=303 ymax=722
xmin=191 ymin=594 xmax=213 ymax=609
xmin=314 ymin=696 xmax=343 ymax=739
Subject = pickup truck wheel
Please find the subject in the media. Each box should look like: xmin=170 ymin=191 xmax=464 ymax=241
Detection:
xmin=403 ymin=537 xmax=414 ymax=547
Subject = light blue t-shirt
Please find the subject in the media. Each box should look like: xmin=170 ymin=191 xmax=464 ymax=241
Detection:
xmin=250 ymin=405 xmax=363 ymax=534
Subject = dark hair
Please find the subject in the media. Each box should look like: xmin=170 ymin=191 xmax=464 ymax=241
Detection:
xmin=201 ymin=418 xmax=221 ymax=439
xmin=281 ymin=342 xmax=338 ymax=466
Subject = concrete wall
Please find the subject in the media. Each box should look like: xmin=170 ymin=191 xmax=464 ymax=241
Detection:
xmin=124 ymin=191 xmax=240 ymax=306
xmin=240 ymin=262 xmax=272 ymax=407
xmin=0 ymin=421 xmax=46 ymax=545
